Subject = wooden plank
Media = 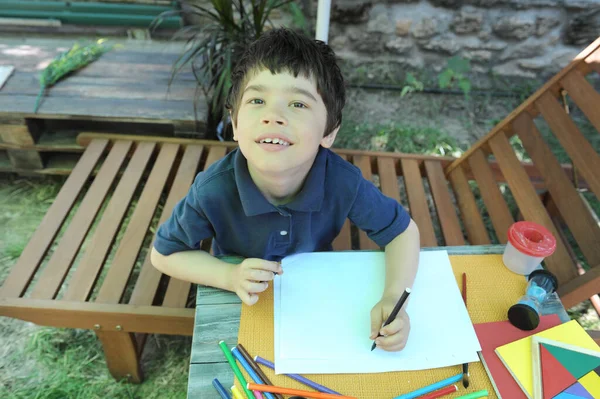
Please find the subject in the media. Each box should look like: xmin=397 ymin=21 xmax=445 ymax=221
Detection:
xmin=191 ymin=303 xmax=241 ymax=364
xmin=0 ymin=139 xmax=107 ymax=298
xmin=62 ymin=142 xmax=155 ymax=302
xmin=488 ymin=132 xmax=577 ymax=284
xmin=332 ymin=154 xmax=352 ymax=251
xmin=0 ymin=95 xmax=199 ymax=124
xmin=0 ymin=124 xmax=35 ymax=145
xmin=377 ymin=157 xmax=401 ymax=202
xmin=400 ymin=159 xmax=437 ymax=247
xmin=557 ymin=265 xmax=600 ymax=309
xmin=560 ymin=70 xmax=600 ymax=133
xmin=536 ymin=91 xmax=600 ymax=199
xmin=0 ymin=66 xmax=14 ymax=89
xmin=353 ymin=155 xmax=380 ymax=250
xmin=424 ymin=161 xmax=465 ymax=246
xmin=448 ymin=165 xmax=491 ymax=245
xmin=467 ymin=149 xmax=514 ymax=244
xmin=514 ymin=112 xmax=600 ymax=268
xmin=28 ymin=141 xmax=131 ymax=300
xmin=95 ymin=143 xmax=179 ymax=304
xmin=0 ymin=298 xmax=194 ymax=335
xmin=189 ymin=363 xmax=233 ymax=399
xmin=162 ymin=145 xmax=227 ymax=308
xmin=95 ymin=330 xmax=142 ymax=383
xmin=128 ymin=144 xmax=206 ymax=306
xmin=6 ymin=149 xmax=44 ymax=169
xmin=445 ymin=36 xmax=600 ymax=176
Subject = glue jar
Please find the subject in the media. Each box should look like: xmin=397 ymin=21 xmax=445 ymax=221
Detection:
xmin=502 ymin=221 xmax=556 ymax=275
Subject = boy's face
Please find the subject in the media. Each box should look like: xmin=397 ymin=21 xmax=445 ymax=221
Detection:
xmin=232 ymin=69 xmax=338 ymax=176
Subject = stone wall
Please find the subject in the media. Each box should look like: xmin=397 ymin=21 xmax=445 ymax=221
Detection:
xmin=320 ymin=0 xmax=599 ymax=86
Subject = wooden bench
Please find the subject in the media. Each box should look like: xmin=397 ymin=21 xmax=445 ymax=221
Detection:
xmin=1 ymin=38 xmax=599 ymax=382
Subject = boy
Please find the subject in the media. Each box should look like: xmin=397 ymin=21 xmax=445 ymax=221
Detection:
xmin=151 ymin=28 xmax=420 ymax=352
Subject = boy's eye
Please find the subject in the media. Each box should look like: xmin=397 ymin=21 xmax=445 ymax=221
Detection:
xmin=249 ymin=98 xmax=264 ymax=105
xmin=292 ymin=102 xmax=307 ymax=109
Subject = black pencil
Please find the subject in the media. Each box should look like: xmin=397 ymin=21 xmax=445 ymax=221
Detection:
xmin=371 ymin=287 xmax=411 ymax=351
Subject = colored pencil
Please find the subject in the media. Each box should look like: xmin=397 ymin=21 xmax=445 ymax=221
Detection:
xmin=237 ymin=344 xmax=283 ymax=399
xmin=419 ymin=384 xmax=458 ymax=399
xmin=212 ymin=378 xmax=232 ymax=399
xmin=253 ymin=391 xmax=263 ymax=399
xmin=454 ymin=390 xmax=488 ymax=399
xmin=392 ymin=373 xmax=463 ymax=399
xmin=231 ymin=385 xmax=245 ymax=399
xmin=231 ymin=347 xmax=275 ymax=399
xmin=254 ymin=355 xmax=341 ymax=395
xmin=219 ymin=340 xmax=255 ymax=399
xmin=247 ymin=383 xmax=357 ymax=399
xmin=462 ymin=273 xmax=470 ymax=388
xmin=371 ymin=287 xmax=411 ymax=351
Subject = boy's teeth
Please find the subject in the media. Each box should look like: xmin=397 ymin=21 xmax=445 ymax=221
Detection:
xmin=259 ymin=138 xmax=290 ymax=145
xmin=264 ymin=138 xmax=272 ymax=143
xmin=272 ymin=138 xmax=280 ymax=144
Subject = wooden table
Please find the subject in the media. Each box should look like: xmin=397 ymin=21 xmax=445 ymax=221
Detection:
xmin=187 ymin=245 xmax=570 ymax=398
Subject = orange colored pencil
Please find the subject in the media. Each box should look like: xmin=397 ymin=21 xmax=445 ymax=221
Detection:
xmin=462 ymin=272 xmax=467 ymax=305
xmin=246 ymin=383 xmax=357 ymax=399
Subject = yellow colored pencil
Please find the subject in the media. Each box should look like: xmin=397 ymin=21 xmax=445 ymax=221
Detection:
xmin=231 ymin=385 xmax=245 ymax=399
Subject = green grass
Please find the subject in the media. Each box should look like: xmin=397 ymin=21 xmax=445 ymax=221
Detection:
xmin=334 ymin=120 xmax=465 ymax=157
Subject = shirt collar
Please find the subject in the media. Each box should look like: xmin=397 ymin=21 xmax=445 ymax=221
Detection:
xmin=234 ymin=147 xmax=326 ymax=216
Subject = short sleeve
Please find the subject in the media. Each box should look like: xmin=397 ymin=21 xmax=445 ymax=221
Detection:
xmin=153 ymin=184 xmax=215 ymax=256
xmin=348 ymin=176 xmax=411 ymax=247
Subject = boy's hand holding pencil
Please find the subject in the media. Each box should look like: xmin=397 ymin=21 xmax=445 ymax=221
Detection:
xmin=230 ymin=258 xmax=283 ymax=305
xmin=370 ymin=288 xmax=411 ymax=351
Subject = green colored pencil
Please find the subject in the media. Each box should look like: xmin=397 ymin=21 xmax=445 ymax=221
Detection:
xmin=218 ymin=340 xmax=255 ymax=399
xmin=454 ymin=390 xmax=488 ymax=399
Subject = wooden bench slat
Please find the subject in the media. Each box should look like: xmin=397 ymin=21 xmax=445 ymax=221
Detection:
xmin=514 ymin=113 xmax=600 ymax=268
xmin=536 ymin=91 xmax=600 ymax=199
xmin=400 ymin=159 xmax=437 ymax=247
xmin=424 ymin=161 xmax=465 ymax=246
xmin=0 ymin=139 xmax=107 ymax=298
xmin=353 ymin=155 xmax=380 ymax=250
xmin=332 ymin=155 xmax=352 ymax=251
xmin=488 ymin=132 xmax=577 ymax=284
xmin=128 ymin=144 xmax=205 ymax=306
xmin=586 ymin=47 xmax=600 ymax=74
xmin=62 ymin=142 xmax=156 ymax=302
xmin=556 ymin=263 xmax=600 ymax=309
xmin=377 ymin=158 xmax=401 ymax=202
xmin=94 ymin=143 xmax=180 ymax=304
xmin=467 ymin=149 xmax=514 ymax=244
xmin=560 ymin=70 xmax=600 ymax=133
xmin=29 ymin=141 xmax=131 ymax=300
xmin=162 ymin=146 xmax=226 ymax=308
xmin=448 ymin=166 xmax=491 ymax=245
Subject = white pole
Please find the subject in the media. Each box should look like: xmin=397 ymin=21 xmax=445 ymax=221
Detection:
xmin=315 ymin=0 xmax=331 ymax=43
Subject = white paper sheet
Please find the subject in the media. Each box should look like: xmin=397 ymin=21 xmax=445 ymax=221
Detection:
xmin=273 ymin=250 xmax=481 ymax=374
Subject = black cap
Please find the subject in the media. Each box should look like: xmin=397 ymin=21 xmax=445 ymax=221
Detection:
xmin=508 ymin=303 xmax=540 ymax=331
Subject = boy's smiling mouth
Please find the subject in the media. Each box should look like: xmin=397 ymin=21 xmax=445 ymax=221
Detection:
xmin=255 ymin=134 xmax=294 ymax=151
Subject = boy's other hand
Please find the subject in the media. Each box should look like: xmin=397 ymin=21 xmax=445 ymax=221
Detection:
xmin=369 ymin=296 xmax=410 ymax=351
xmin=231 ymin=258 xmax=283 ymax=306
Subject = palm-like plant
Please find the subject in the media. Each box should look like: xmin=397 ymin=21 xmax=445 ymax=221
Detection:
xmin=152 ymin=0 xmax=294 ymax=140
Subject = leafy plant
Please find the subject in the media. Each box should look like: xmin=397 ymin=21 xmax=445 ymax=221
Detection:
xmin=438 ymin=56 xmax=472 ymax=100
xmin=34 ymin=39 xmax=115 ymax=113
xmin=152 ymin=0 xmax=297 ymax=139
xmin=400 ymin=72 xmax=424 ymax=98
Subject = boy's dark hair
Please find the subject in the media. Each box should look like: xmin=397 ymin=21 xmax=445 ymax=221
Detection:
xmin=225 ymin=28 xmax=345 ymax=137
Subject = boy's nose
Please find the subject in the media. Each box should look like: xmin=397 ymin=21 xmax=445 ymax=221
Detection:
xmin=261 ymin=111 xmax=288 ymax=126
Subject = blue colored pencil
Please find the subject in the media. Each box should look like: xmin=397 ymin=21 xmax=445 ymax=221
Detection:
xmin=212 ymin=378 xmax=232 ymax=399
xmin=231 ymin=347 xmax=276 ymax=399
xmin=254 ymin=355 xmax=341 ymax=395
xmin=393 ymin=373 xmax=463 ymax=399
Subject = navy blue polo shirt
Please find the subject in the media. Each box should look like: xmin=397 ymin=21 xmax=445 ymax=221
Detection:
xmin=153 ymin=146 xmax=411 ymax=261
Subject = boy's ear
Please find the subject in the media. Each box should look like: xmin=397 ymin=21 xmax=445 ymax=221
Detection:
xmin=320 ymin=126 xmax=340 ymax=148
xmin=229 ymin=111 xmax=238 ymax=141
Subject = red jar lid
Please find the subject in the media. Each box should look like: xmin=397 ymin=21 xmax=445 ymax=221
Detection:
xmin=507 ymin=221 xmax=556 ymax=257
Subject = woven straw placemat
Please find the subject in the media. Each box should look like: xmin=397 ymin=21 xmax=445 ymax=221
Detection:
xmin=234 ymin=254 xmax=528 ymax=399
